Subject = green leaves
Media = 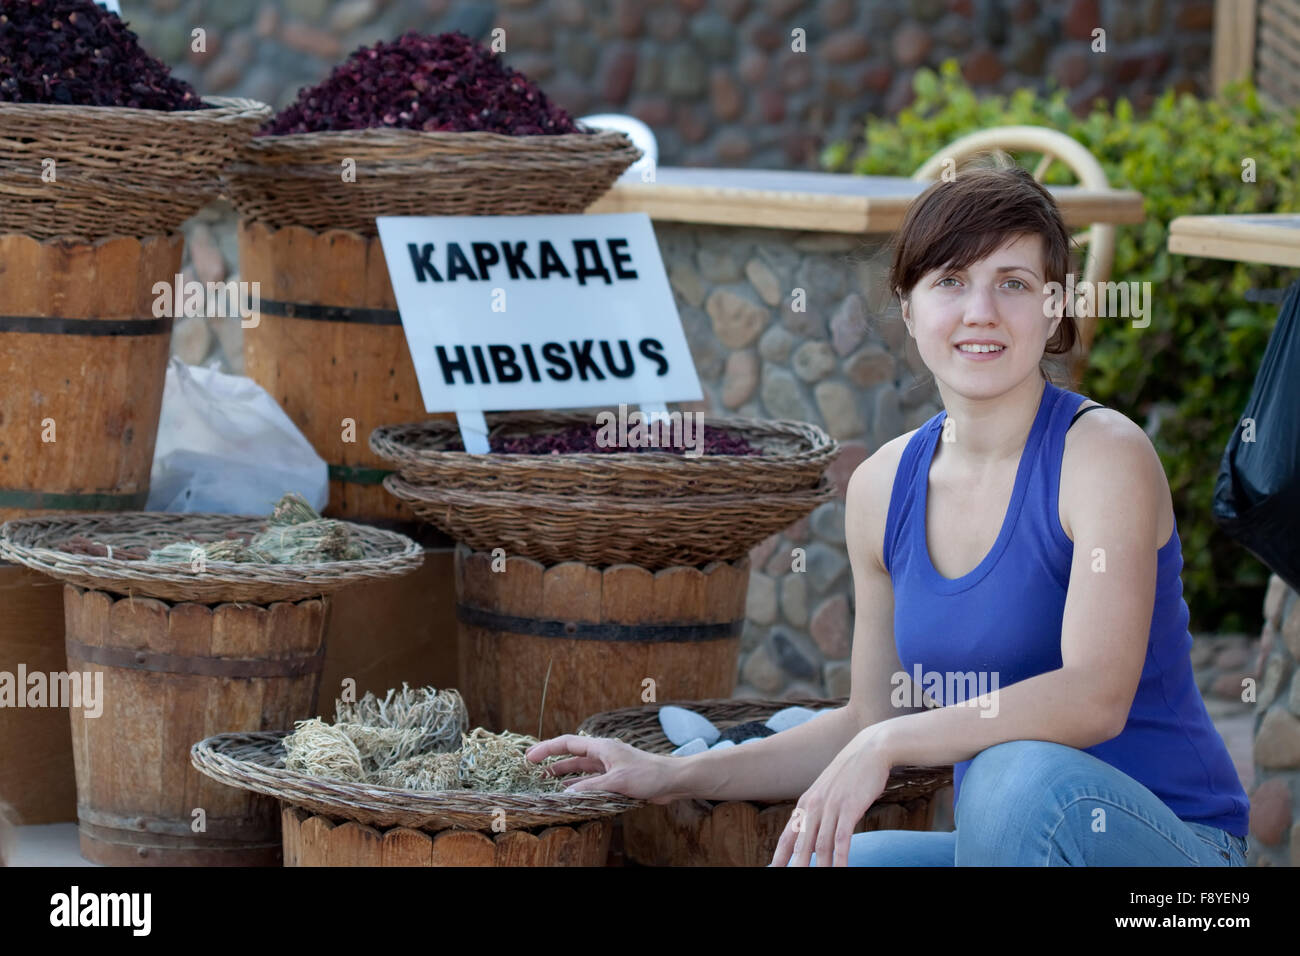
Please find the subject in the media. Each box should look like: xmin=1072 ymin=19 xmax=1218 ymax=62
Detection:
xmin=825 ymin=61 xmax=1300 ymax=630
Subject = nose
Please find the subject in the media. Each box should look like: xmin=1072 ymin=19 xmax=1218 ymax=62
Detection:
xmin=962 ymin=282 xmax=999 ymax=325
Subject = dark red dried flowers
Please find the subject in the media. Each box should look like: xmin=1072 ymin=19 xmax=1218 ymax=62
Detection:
xmin=0 ymin=0 xmax=205 ymax=109
xmin=262 ymin=31 xmax=581 ymax=136
xmin=446 ymin=424 xmax=762 ymax=456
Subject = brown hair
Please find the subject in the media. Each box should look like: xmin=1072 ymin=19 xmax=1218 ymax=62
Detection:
xmin=889 ymin=158 xmax=1079 ymax=372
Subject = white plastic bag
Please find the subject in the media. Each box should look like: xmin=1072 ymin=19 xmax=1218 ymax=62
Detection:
xmin=146 ymin=357 xmax=328 ymax=514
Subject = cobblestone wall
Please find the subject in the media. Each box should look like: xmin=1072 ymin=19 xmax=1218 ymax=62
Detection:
xmin=128 ymin=0 xmax=1214 ymax=171
xmin=1251 ymin=575 xmax=1300 ymax=866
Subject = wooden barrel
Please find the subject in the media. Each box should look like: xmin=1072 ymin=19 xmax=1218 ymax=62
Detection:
xmin=280 ymin=805 xmax=613 ymax=866
xmin=0 ymin=562 xmax=77 ymax=824
xmin=63 ymin=584 xmax=327 ymax=866
xmin=622 ymin=795 xmax=938 ymax=867
xmin=0 ymin=234 xmax=180 ymax=523
xmin=319 ymin=546 xmax=459 ymax=703
xmin=238 ymin=221 xmax=453 ymax=523
xmin=455 ymin=544 xmax=748 ymax=740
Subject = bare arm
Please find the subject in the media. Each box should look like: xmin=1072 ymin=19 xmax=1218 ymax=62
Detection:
xmin=668 ymin=441 xmax=926 ymax=802
xmin=865 ymin=416 xmax=1159 ymax=768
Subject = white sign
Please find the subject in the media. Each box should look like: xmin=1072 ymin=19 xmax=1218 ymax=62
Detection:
xmin=376 ymin=213 xmax=702 ymax=418
xmin=96 ymin=0 xmax=122 ymax=14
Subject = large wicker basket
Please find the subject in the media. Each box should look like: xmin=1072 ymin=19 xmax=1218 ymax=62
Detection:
xmin=579 ymin=697 xmax=954 ymax=867
xmin=383 ymin=474 xmax=835 ymax=568
xmin=0 ymin=97 xmax=270 ymax=240
xmin=192 ymin=731 xmax=641 ymax=831
xmin=223 ymin=126 xmax=641 ymax=234
xmin=370 ymin=412 xmax=840 ymax=496
xmin=0 ymin=512 xmax=423 ymax=604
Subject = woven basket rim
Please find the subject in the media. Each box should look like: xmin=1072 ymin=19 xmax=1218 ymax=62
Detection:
xmin=0 ymin=96 xmax=269 ymax=120
xmin=191 ymin=730 xmax=644 ymax=831
xmin=0 ymin=232 xmax=183 ymax=247
xmin=384 ymin=472 xmax=835 ymax=506
xmin=243 ymin=125 xmax=634 ymax=148
xmin=370 ymin=412 xmax=837 ymax=467
xmin=0 ymin=511 xmax=422 ymax=603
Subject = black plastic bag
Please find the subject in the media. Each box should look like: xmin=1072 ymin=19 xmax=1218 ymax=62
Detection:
xmin=1212 ymin=281 xmax=1300 ymax=592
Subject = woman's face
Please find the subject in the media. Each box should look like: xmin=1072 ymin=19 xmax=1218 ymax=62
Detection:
xmin=900 ymin=233 xmax=1062 ymax=399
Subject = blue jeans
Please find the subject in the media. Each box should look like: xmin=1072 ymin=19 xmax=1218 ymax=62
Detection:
xmin=801 ymin=740 xmax=1249 ymax=866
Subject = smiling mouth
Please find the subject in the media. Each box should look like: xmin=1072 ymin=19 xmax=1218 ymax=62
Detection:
xmin=955 ymin=344 xmax=1006 ymax=354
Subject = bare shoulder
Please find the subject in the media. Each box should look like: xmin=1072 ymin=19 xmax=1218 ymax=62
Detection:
xmin=844 ymin=428 xmax=923 ymax=572
xmin=1060 ymin=403 xmax=1173 ymax=545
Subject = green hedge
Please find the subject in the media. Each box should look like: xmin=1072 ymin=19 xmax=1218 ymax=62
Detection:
xmin=823 ymin=61 xmax=1300 ymax=632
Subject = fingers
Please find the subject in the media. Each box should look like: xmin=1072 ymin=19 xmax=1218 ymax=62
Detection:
xmin=771 ymin=805 xmax=817 ymax=867
xmin=540 ymin=756 xmax=604 ymax=777
xmin=563 ymin=774 xmax=612 ymax=793
xmin=769 ymin=816 xmax=797 ymax=868
xmin=832 ymin=815 xmax=856 ymax=868
xmin=525 ymin=734 xmax=603 ymax=763
xmin=789 ymin=807 xmax=816 ymax=868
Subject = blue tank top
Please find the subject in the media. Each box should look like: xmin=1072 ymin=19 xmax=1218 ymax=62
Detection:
xmin=883 ymin=379 xmax=1250 ymax=837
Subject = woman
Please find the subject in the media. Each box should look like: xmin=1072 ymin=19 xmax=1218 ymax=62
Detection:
xmin=526 ymin=163 xmax=1250 ymax=866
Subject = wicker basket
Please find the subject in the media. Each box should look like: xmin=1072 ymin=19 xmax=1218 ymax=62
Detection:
xmin=383 ymin=474 xmax=836 ymax=568
xmin=0 ymin=98 xmax=271 ymax=241
xmin=191 ymin=731 xmax=641 ymax=831
xmin=223 ymin=126 xmax=641 ymax=234
xmin=579 ymin=697 xmax=954 ymax=867
xmin=370 ymin=412 xmax=840 ymax=496
xmin=579 ymin=697 xmax=953 ymax=804
xmin=0 ymin=512 xmax=423 ymax=604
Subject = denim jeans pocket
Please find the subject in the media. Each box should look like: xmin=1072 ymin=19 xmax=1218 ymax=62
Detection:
xmin=1186 ymin=823 xmax=1234 ymax=863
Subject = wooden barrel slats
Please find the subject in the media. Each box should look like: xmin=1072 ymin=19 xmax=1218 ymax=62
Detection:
xmin=63 ymin=584 xmax=327 ymax=865
xmin=281 ymin=805 xmax=613 ymax=867
xmin=238 ymin=221 xmax=454 ymax=523
xmin=455 ymin=545 xmax=748 ymax=740
xmin=0 ymin=562 xmax=77 ymax=824
xmin=0 ymin=234 xmax=180 ymax=522
xmin=621 ymin=796 xmax=938 ymax=867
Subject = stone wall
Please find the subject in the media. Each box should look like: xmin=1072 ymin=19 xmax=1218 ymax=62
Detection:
xmin=654 ymin=223 xmax=941 ymax=699
xmin=127 ymin=0 xmax=1214 ymax=171
xmin=1251 ymin=575 xmax=1300 ymax=866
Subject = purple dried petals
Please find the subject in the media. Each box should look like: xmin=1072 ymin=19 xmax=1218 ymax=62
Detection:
xmin=261 ymin=31 xmax=581 ymax=137
xmin=443 ymin=425 xmax=763 ymax=456
xmin=0 ymin=0 xmax=206 ymax=110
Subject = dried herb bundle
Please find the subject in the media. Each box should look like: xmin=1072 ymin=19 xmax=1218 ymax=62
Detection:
xmin=0 ymin=0 xmax=206 ymax=110
xmin=282 ymin=684 xmax=577 ymax=794
xmin=142 ymin=492 xmax=363 ymax=565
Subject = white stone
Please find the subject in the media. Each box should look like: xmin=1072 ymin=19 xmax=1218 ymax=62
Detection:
xmin=739 ymin=737 xmax=764 ymax=745
xmin=765 ymin=705 xmax=820 ymax=733
xmin=709 ymin=740 xmax=737 ymax=750
xmin=659 ymin=705 xmax=720 ymax=746
xmin=671 ymin=737 xmax=709 ymax=757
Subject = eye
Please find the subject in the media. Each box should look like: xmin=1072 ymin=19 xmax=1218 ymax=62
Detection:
xmin=1002 ymin=277 xmax=1028 ymax=291
xmin=937 ymin=276 xmax=960 ymax=287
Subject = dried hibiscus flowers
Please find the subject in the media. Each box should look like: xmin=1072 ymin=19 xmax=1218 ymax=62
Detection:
xmin=447 ymin=424 xmax=762 ymax=456
xmin=0 ymin=0 xmax=205 ymax=110
xmin=262 ymin=30 xmax=581 ymax=136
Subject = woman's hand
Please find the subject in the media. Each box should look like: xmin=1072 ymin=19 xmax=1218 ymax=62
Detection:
xmin=525 ymin=734 xmax=684 ymax=805
xmin=770 ymin=727 xmax=892 ymax=867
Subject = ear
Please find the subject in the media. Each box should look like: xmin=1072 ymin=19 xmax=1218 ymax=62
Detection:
xmin=1046 ymin=307 xmax=1063 ymax=344
xmin=900 ymin=295 xmax=912 ymax=335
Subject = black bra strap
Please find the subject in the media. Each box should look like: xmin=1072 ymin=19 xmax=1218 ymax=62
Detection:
xmin=1069 ymin=403 xmax=1107 ymax=427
